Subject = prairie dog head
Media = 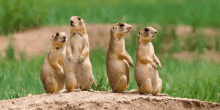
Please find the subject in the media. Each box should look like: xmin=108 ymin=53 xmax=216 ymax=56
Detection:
xmin=110 ymin=22 xmax=132 ymax=38
xmin=138 ymin=27 xmax=158 ymax=42
xmin=52 ymin=32 xmax=67 ymax=47
xmin=69 ymin=16 xmax=86 ymax=34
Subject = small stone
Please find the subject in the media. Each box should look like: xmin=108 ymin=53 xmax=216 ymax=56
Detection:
xmin=44 ymin=101 xmax=49 ymax=104
xmin=27 ymin=93 xmax=32 ymax=97
xmin=36 ymin=107 xmax=43 ymax=110
xmin=49 ymin=105 xmax=53 ymax=108
xmin=123 ymin=100 xmax=131 ymax=104
xmin=88 ymin=89 xmax=94 ymax=92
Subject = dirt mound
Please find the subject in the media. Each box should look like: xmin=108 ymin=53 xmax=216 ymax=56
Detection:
xmin=0 ymin=91 xmax=219 ymax=110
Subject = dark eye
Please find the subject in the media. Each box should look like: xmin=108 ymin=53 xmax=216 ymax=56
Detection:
xmin=70 ymin=21 xmax=73 ymax=23
xmin=56 ymin=32 xmax=59 ymax=36
xmin=145 ymin=28 xmax=149 ymax=32
xmin=78 ymin=17 xmax=81 ymax=20
xmin=119 ymin=23 xmax=124 ymax=27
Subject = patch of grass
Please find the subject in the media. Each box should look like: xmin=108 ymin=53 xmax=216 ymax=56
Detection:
xmin=185 ymin=34 xmax=211 ymax=53
xmin=0 ymin=55 xmax=45 ymax=99
xmin=0 ymin=0 xmax=43 ymax=35
xmin=215 ymin=36 xmax=220 ymax=52
xmin=0 ymin=0 xmax=220 ymax=35
xmin=5 ymin=41 xmax=15 ymax=61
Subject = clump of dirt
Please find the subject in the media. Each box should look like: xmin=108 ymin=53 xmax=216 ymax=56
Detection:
xmin=0 ymin=91 xmax=219 ymax=110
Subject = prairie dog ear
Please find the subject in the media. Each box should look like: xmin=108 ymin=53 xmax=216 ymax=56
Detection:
xmin=53 ymin=32 xmax=59 ymax=41
xmin=137 ymin=31 xmax=141 ymax=38
xmin=138 ymin=30 xmax=141 ymax=35
xmin=112 ymin=26 xmax=115 ymax=30
xmin=54 ymin=35 xmax=59 ymax=41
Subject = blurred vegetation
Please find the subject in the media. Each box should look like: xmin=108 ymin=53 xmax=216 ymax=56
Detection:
xmin=0 ymin=0 xmax=220 ymax=35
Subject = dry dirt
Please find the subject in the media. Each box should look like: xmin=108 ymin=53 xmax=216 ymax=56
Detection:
xmin=0 ymin=91 xmax=219 ymax=110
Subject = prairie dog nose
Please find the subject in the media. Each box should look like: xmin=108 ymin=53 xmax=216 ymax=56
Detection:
xmin=127 ymin=26 xmax=132 ymax=30
xmin=70 ymin=21 xmax=74 ymax=26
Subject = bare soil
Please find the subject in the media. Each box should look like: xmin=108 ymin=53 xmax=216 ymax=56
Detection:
xmin=0 ymin=91 xmax=219 ymax=110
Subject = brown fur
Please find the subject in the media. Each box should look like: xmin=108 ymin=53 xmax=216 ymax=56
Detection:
xmin=64 ymin=16 xmax=94 ymax=92
xmin=40 ymin=32 xmax=67 ymax=93
xmin=134 ymin=27 xmax=162 ymax=95
xmin=106 ymin=22 xmax=133 ymax=92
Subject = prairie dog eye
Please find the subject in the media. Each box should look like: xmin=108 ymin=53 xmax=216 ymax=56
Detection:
xmin=145 ymin=28 xmax=149 ymax=32
xmin=119 ymin=23 xmax=124 ymax=27
xmin=78 ymin=17 xmax=81 ymax=20
xmin=70 ymin=21 xmax=73 ymax=24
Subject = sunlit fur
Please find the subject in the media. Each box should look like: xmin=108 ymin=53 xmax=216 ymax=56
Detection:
xmin=106 ymin=22 xmax=133 ymax=92
xmin=134 ymin=27 xmax=162 ymax=95
xmin=40 ymin=32 xmax=67 ymax=93
xmin=64 ymin=16 xmax=94 ymax=92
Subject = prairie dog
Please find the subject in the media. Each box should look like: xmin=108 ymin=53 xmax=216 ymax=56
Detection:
xmin=106 ymin=22 xmax=133 ymax=92
xmin=134 ymin=27 xmax=162 ymax=95
xmin=64 ymin=16 xmax=94 ymax=92
xmin=40 ymin=32 xmax=67 ymax=93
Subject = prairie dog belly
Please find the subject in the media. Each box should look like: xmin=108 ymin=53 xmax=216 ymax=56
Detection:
xmin=135 ymin=62 xmax=156 ymax=85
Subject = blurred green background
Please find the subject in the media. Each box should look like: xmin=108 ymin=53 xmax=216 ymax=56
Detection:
xmin=1 ymin=0 xmax=220 ymax=35
xmin=0 ymin=0 xmax=220 ymax=103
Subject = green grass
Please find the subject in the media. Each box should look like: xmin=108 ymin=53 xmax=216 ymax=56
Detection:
xmin=0 ymin=0 xmax=220 ymax=35
xmin=0 ymin=29 xmax=219 ymax=103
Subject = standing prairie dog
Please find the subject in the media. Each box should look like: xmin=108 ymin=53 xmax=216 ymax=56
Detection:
xmin=64 ymin=16 xmax=94 ymax=92
xmin=40 ymin=32 xmax=67 ymax=93
xmin=134 ymin=27 xmax=162 ymax=95
xmin=106 ymin=22 xmax=133 ymax=92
